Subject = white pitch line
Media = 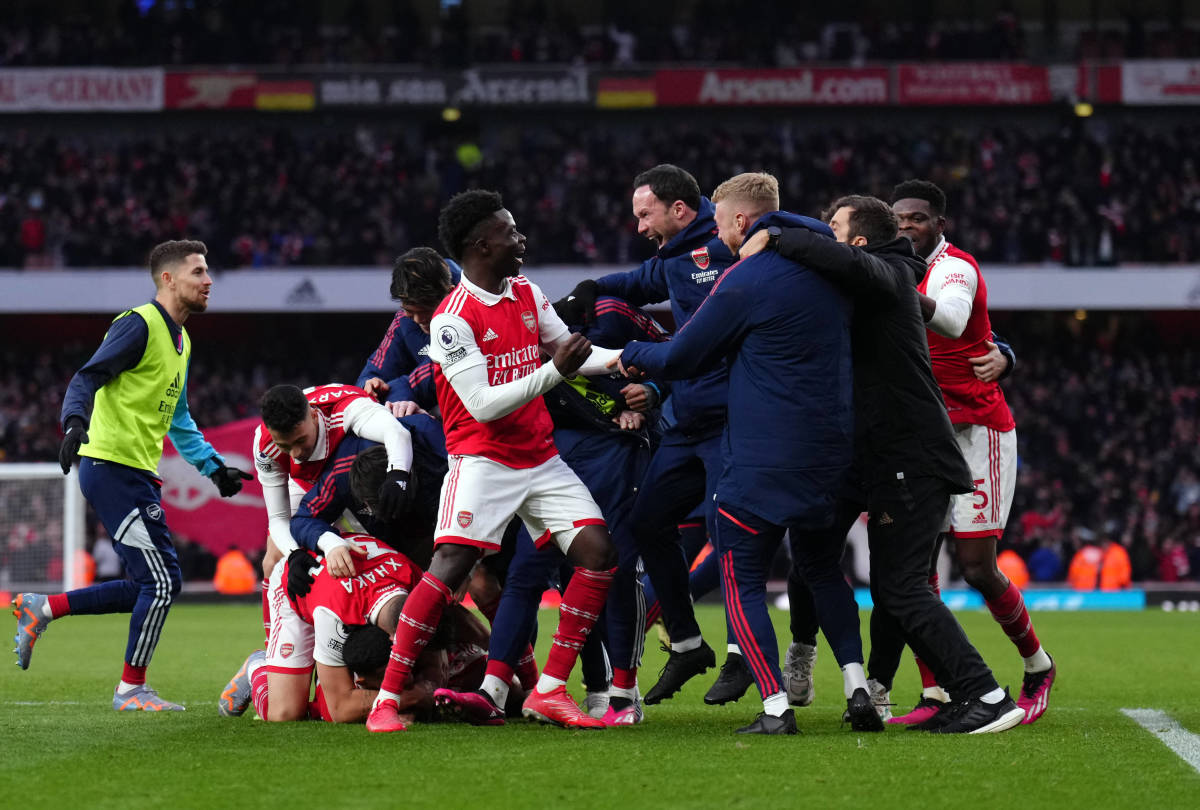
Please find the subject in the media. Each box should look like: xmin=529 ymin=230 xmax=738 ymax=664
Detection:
xmin=1120 ymin=708 xmax=1200 ymax=775
xmin=2 ymin=700 xmax=85 ymax=706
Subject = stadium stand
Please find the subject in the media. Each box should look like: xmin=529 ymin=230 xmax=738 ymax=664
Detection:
xmin=2 ymin=120 xmax=1200 ymax=269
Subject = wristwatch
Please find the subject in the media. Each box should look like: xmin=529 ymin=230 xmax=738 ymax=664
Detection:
xmin=765 ymin=226 xmax=782 ymax=251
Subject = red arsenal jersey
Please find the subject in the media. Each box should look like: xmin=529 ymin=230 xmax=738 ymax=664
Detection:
xmin=918 ymin=241 xmax=1015 ymax=432
xmin=288 ymin=537 xmax=421 ymax=626
xmin=254 ymin=383 xmax=372 ymax=489
xmin=429 ymin=275 xmax=558 ymax=469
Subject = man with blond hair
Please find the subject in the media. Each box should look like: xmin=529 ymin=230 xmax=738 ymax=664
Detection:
xmin=616 ymin=173 xmax=857 ymax=734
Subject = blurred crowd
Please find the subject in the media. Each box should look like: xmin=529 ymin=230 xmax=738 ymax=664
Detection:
xmin=3 ymin=312 xmax=1199 ymax=584
xmin=0 ymin=1 xmax=1196 ymax=67
xmin=3 ymin=118 xmax=1200 ymax=270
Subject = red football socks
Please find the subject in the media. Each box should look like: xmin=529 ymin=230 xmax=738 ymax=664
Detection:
xmin=121 ymin=662 xmax=147 ymax=686
xmin=986 ymin=581 xmax=1041 ymax=658
xmin=250 ymin=665 xmax=269 ymax=719
xmin=379 ymin=572 xmax=453 ymax=696
xmin=48 ymin=593 xmax=71 ymax=619
xmin=543 ymin=567 xmax=614 ymax=682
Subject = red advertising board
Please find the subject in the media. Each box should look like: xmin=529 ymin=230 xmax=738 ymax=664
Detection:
xmin=655 ymin=68 xmax=890 ymax=106
xmin=160 ymin=417 xmax=266 ymax=555
xmin=164 ymin=71 xmax=257 ymax=109
xmin=897 ymin=63 xmax=1051 ymax=105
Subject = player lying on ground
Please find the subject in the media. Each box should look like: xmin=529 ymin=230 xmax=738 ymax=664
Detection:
xmin=219 ymin=536 xmax=506 ymax=723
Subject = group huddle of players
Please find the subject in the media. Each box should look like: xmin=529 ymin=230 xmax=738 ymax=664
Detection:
xmin=15 ymin=162 xmax=1052 ymax=736
xmin=215 ymin=165 xmax=1055 ymax=736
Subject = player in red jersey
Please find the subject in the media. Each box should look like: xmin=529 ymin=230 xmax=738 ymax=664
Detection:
xmin=887 ymin=180 xmax=1054 ymax=726
xmin=249 ymin=383 xmax=416 ymax=639
xmin=367 ymin=190 xmax=624 ymax=733
xmin=219 ymin=536 xmax=471 ymax=723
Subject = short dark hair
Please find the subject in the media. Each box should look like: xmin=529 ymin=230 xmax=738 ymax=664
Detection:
xmin=148 ymin=240 xmax=207 ymax=281
xmin=259 ymin=385 xmax=310 ymax=432
xmin=891 ymin=179 xmax=947 ymax=217
xmin=825 ymin=195 xmax=899 ymax=245
xmin=633 ymin=164 xmax=702 ymax=212
xmin=342 ymin=623 xmax=391 ymax=679
xmin=349 ymin=445 xmax=389 ymax=509
xmin=390 ymin=247 xmax=453 ymax=306
xmin=438 ymin=190 xmax=504 ymax=261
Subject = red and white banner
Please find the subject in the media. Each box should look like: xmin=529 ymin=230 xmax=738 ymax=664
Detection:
xmin=0 ymin=68 xmax=163 ymax=111
xmin=164 ymin=71 xmax=257 ymax=109
xmin=160 ymin=417 xmax=266 ymax=555
xmin=1120 ymin=60 xmax=1200 ymax=105
xmin=898 ymin=63 xmax=1051 ymax=105
xmin=656 ymin=68 xmax=889 ymax=106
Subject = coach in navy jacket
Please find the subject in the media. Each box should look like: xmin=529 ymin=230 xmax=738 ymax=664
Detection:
xmin=621 ymin=209 xmax=853 ymax=530
xmin=620 ymin=173 xmax=856 ymax=735
xmin=556 ymin=165 xmax=739 ymax=704
xmin=589 ymin=197 xmax=733 ymax=437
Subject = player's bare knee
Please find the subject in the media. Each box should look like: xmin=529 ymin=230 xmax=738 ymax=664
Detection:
xmin=429 ymin=543 xmax=479 ymax=590
xmin=567 ymin=527 xmax=616 ymax=571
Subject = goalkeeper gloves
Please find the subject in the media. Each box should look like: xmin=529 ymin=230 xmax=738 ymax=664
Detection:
xmin=210 ymin=462 xmax=252 ymax=498
xmin=375 ymin=469 xmax=412 ymax=522
xmin=58 ymin=417 xmax=89 ymax=474
xmin=286 ymin=548 xmax=320 ymax=600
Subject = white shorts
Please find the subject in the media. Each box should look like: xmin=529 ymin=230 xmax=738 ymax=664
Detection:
xmin=264 ymin=558 xmax=315 ymax=676
xmin=435 ymin=453 xmax=605 ymax=555
xmin=943 ymin=423 xmax=1017 ymax=539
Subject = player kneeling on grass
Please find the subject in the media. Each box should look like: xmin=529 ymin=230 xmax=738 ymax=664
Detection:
xmin=219 ymin=536 xmax=488 ymax=723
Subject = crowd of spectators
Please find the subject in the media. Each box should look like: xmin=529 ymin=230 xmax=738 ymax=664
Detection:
xmin=2 ymin=118 xmax=1199 ymax=270
xmin=2 ymin=312 xmax=1199 ymax=584
xmin=1 ymin=1 xmax=1196 ymax=67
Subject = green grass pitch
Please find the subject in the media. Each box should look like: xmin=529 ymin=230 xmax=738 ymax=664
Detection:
xmin=3 ymin=604 xmax=1198 ymax=809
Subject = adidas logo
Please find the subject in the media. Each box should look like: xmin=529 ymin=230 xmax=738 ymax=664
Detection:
xmin=418 ymin=345 xmax=430 ymax=356
xmin=285 ymin=278 xmax=324 ymax=306
xmin=482 ymin=328 xmax=499 ymax=341
xmin=972 ymin=512 xmax=988 ymax=524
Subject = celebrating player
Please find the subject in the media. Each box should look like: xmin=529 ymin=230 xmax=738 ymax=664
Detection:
xmin=358 ymin=247 xmax=462 ymax=413
xmin=14 ymin=240 xmax=251 ymax=711
xmin=557 ymin=164 xmax=739 ymax=705
xmin=220 ymin=536 xmax=461 ymax=723
xmin=366 ymin=190 xmax=624 ymax=732
xmin=887 ymin=179 xmax=1055 ymax=725
xmin=250 ymin=381 xmax=418 ymax=643
xmin=618 ymin=173 xmax=857 ymax=734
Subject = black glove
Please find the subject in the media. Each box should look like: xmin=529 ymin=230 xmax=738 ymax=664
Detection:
xmin=209 ymin=463 xmax=252 ymax=497
xmin=286 ymin=548 xmax=319 ymax=600
xmin=58 ymin=417 xmax=89 ymax=474
xmin=552 ymin=279 xmax=598 ymax=326
xmin=375 ymin=468 xmax=413 ymax=522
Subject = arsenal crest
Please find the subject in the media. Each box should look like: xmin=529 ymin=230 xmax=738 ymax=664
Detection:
xmin=521 ymin=311 xmax=536 ymax=333
xmin=691 ymin=246 xmax=710 ymax=270
xmin=457 ymin=510 xmax=474 ymax=528
xmin=280 ymin=643 xmax=294 ymax=659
